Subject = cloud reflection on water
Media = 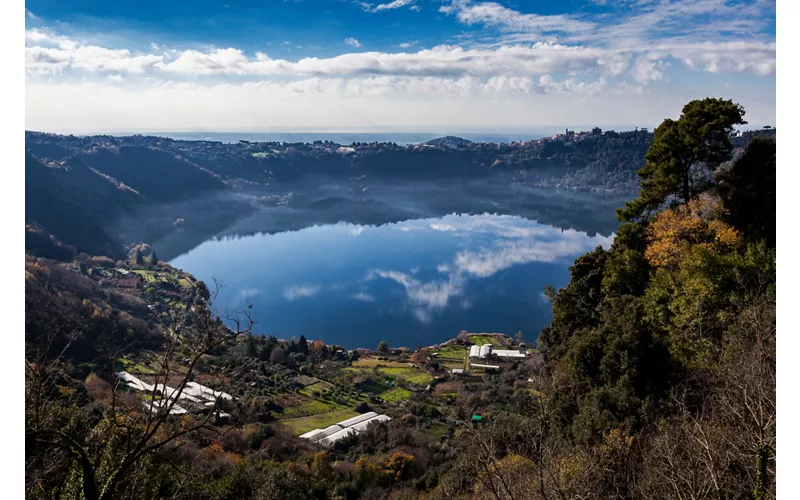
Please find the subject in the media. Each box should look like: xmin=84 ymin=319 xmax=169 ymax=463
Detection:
xmin=283 ymin=284 xmax=322 ymax=300
xmin=366 ymin=214 xmax=614 ymax=323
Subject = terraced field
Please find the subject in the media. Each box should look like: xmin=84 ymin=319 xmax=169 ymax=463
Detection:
xmin=467 ymin=335 xmax=506 ymax=346
xmin=280 ymin=409 xmax=360 ymax=436
xmin=279 ymin=398 xmax=342 ymax=418
xmin=434 ymin=345 xmax=468 ymax=370
xmin=351 ymin=359 xmax=412 ymax=368
xmin=377 ymin=367 xmax=434 ymax=385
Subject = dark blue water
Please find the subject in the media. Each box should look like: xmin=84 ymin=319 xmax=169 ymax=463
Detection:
xmin=169 ymin=213 xmax=614 ymax=349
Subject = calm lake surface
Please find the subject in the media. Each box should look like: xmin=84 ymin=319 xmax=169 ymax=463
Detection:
xmin=169 ymin=213 xmax=615 ymax=349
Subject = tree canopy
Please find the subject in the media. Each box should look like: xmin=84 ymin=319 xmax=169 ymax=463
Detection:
xmin=618 ymin=98 xmax=746 ymax=222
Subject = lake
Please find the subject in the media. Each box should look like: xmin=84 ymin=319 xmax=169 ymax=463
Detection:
xmin=169 ymin=213 xmax=615 ymax=349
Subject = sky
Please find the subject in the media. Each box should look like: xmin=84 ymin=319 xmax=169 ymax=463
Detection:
xmin=24 ymin=0 xmax=776 ymax=133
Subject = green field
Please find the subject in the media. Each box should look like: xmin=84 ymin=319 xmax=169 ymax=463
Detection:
xmin=352 ymin=359 xmax=412 ymax=368
xmin=116 ymin=355 xmax=157 ymax=374
xmin=468 ymin=335 xmax=504 ymax=346
xmin=381 ymin=387 xmax=412 ymax=403
xmin=280 ymin=398 xmax=341 ymax=418
xmin=280 ymin=409 xmax=359 ymax=435
xmin=436 ymin=345 xmax=468 ymax=360
xmin=377 ymin=367 xmax=434 ymax=385
xmin=344 ymin=366 xmax=432 ymax=385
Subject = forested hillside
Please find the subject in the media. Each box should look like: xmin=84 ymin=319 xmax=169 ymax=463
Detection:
xmin=25 ymin=126 xmax=776 ymax=264
xmin=25 ymin=98 xmax=775 ymax=499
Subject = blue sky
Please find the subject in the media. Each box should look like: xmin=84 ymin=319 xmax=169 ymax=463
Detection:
xmin=25 ymin=0 xmax=776 ymax=133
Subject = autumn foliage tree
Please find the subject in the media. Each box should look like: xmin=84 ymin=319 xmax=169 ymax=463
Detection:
xmin=644 ymin=194 xmax=739 ymax=270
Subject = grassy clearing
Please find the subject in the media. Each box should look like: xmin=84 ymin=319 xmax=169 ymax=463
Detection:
xmin=116 ymin=357 xmax=157 ymax=375
xmin=377 ymin=367 xmax=434 ymax=385
xmin=436 ymin=345 xmax=468 ymax=361
xmin=281 ymin=399 xmax=340 ymax=418
xmin=441 ymin=360 xmax=466 ymax=371
xmin=468 ymin=335 xmax=503 ymax=346
xmin=381 ymin=387 xmax=412 ymax=403
xmin=299 ymin=380 xmax=335 ymax=398
xmin=177 ymin=278 xmax=193 ymax=289
xmin=280 ymin=409 xmax=359 ymax=435
xmin=352 ymin=359 xmax=412 ymax=368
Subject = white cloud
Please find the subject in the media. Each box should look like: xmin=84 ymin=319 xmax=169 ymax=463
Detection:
xmin=24 ymin=28 xmax=775 ymax=81
xmin=430 ymin=223 xmax=457 ymax=231
xmin=283 ymin=284 xmax=321 ymax=300
xmin=26 ymin=38 xmax=164 ymax=75
xmin=632 ymin=57 xmax=668 ymax=84
xmin=25 ymin=29 xmax=51 ymax=43
xmin=348 ymin=226 xmax=365 ymax=236
xmin=351 ymin=292 xmax=376 ymax=302
xmin=395 ymin=40 xmax=419 ymax=49
xmin=23 ymin=0 xmax=774 ymax=132
xmin=440 ymin=1 xmax=595 ymax=36
xmin=361 ymin=0 xmax=417 ymax=12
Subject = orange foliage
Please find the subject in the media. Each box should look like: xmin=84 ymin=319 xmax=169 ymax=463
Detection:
xmin=194 ymin=443 xmax=241 ymax=472
xmin=645 ymin=194 xmax=739 ymax=269
xmin=383 ymin=452 xmax=415 ymax=482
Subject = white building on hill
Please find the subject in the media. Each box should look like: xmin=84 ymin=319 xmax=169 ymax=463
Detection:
xmin=469 ymin=345 xmax=527 ymax=359
xmin=299 ymin=412 xmax=391 ymax=447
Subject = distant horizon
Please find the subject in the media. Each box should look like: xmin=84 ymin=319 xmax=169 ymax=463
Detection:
xmin=26 ymin=124 xmax=774 ymax=145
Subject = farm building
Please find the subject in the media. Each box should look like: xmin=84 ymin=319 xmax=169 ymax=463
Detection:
xmin=469 ymin=345 xmax=527 ymax=359
xmin=299 ymin=412 xmax=392 ymax=447
xmin=491 ymin=349 xmax=528 ymax=358
xmin=114 ymin=371 xmax=233 ymax=419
